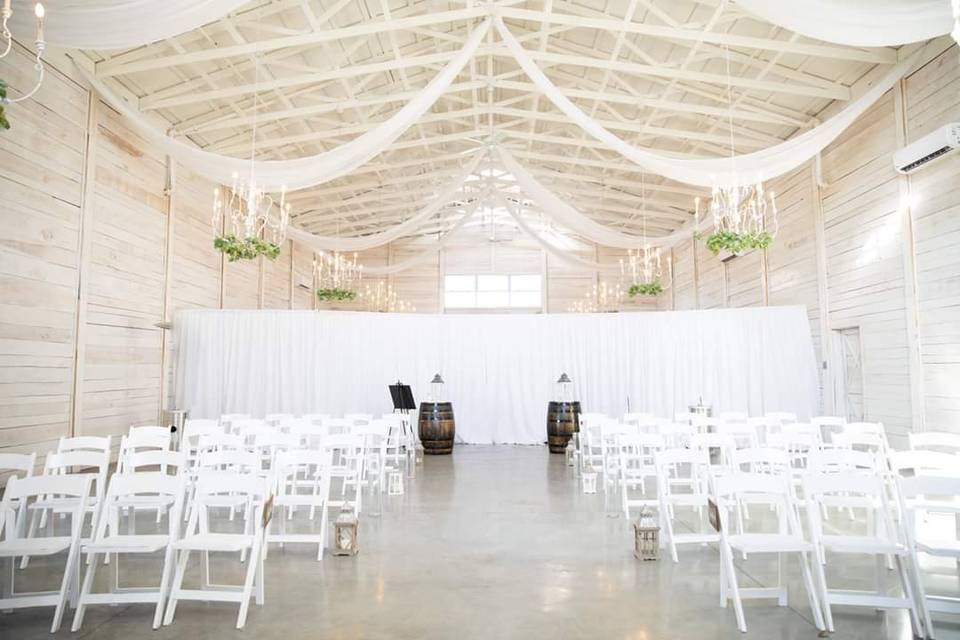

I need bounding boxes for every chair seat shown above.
[916,538,960,557]
[83,534,170,554]
[0,536,72,557]
[31,497,98,512]
[116,496,175,509]
[821,534,905,555]
[174,533,254,552]
[727,533,812,553]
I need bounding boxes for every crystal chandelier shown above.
[622,243,669,297]
[314,251,363,292]
[569,280,622,313]
[211,48,291,260]
[1,2,47,124]
[696,45,778,256]
[357,280,414,313]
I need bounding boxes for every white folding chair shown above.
[197,431,246,454]
[128,425,172,439]
[290,420,327,450]
[716,421,760,451]
[765,411,798,426]
[322,417,353,436]
[0,474,93,632]
[747,416,779,445]
[345,413,373,426]
[219,413,251,434]
[57,435,112,454]
[353,420,389,495]
[909,431,960,455]
[811,416,846,446]
[264,413,294,428]
[163,472,270,629]
[897,473,960,626]
[803,471,925,637]
[118,432,171,473]
[618,433,663,518]
[0,452,36,484]
[655,447,717,562]
[656,422,695,449]
[302,413,331,425]
[718,411,747,422]
[269,449,333,560]
[688,432,735,471]
[181,419,223,461]
[890,449,960,477]
[21,450,110,569]
[713,472,826,634]
[323,434,366,514]
[71,472,186,631]
[600,422,631,491]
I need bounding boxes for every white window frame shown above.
[443,274,542,312]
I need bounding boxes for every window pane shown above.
[477,275,509,292]
[510,274,541,292]
[510,291,541,308]
[477,291,509,307]
[445,275,474,292]
[445,292,475,308]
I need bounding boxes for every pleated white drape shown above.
[174,307,819,445]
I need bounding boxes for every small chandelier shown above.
[568,280,622,313]
[357,280,414,313]
[622,244,670,297]
[1,2,47,120]
[315,251,363,293]
[696,45,778,257]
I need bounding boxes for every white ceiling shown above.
[83,0,897,240]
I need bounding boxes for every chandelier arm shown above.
[4,45,44,104]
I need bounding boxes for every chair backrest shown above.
[889,449,960,475]
[197,432,246,452]
[578,413,607,430]
[1,474,94,538]
[189,472,270,532]
[803,470,894,529]
[832,432,885,454]
[811,415,846,444]
[687,433,735,466]
[656,422,696,447]
[322,418,353,435]
[265,413,294,425]
[712,472,795,513]
[909,431,960,453]
[765,411,797,425]
[344,413,373,425]
[58,435,111,453]
[897,474,960,522]
[302,413,331,425]
[43,450,110,499]
[198,448,260,471]
[807,447,878,474]
[238,422,276,444]
[122,431,171,451]
[124,448,185,474]
[718,411,747,422]
[99,472,185,537]
[730,447,790,474]
[183,419,223,440]
[128,425,171,439]
[0,452,36,479]
[715,422,759,448]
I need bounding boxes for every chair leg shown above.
[51,537,83,633]
[797,551,826,632]
[236,544,260,629]
[163,549,191,626]
[154,544,177,630]
[811,549,834,633]
[70,550,100,632]
[905,552,933,639]
[19,508,43,569]
[721,544,747,632]
[894,555,924,639]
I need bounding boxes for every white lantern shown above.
[333,508,359,556]
[582,469,598,494]
[556,373,572,402]
[430,373,445,402]
[387,468,404,496]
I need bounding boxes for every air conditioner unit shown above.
[893,122,960,174]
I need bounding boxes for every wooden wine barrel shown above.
[546,401,581,453]
[418,402,455,455]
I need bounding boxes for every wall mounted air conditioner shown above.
[893,122,960,174]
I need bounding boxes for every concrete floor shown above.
[3,445,960,639]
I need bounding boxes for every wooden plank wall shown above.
[1,42,958,465]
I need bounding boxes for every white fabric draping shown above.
[285,154,481,252]
[499,147,693,248]
[11,0,249,50]
[491,191,622,273]
[494,15,926,188]
[734,0,955,47]
[74,19,490,191]
[173,307,820,444]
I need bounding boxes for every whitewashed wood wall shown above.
[1,42,958,462]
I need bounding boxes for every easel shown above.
[389,381,421,478]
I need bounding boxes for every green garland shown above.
[704,230,772,256]
[213,235,281,262]
[0,80,10,130]
[316,287,356,302]
[628,281,663,297]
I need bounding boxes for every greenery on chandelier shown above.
[316,287,356,302]
[628,281,663,297]
[0,80,10,130]
[213,235,281,262]
[703,230,772,256]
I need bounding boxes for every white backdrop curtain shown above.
[73,18,490,191]
[494,15,927,188]
[174,306,819,445]
[734,0,957,47]
[285,154,481,252]
[10,0,250,50]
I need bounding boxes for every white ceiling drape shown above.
[72,18,491,191]
[285,154,482,252]
[10,0,251,50]
[734,0,956,47]
[494,15,927,188]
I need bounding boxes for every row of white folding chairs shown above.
[630,444,944,636]
[0,443,349,631]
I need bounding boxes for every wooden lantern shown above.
[333,509,359,556]
[633,510,660,561]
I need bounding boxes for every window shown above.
[444,274,542,310]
